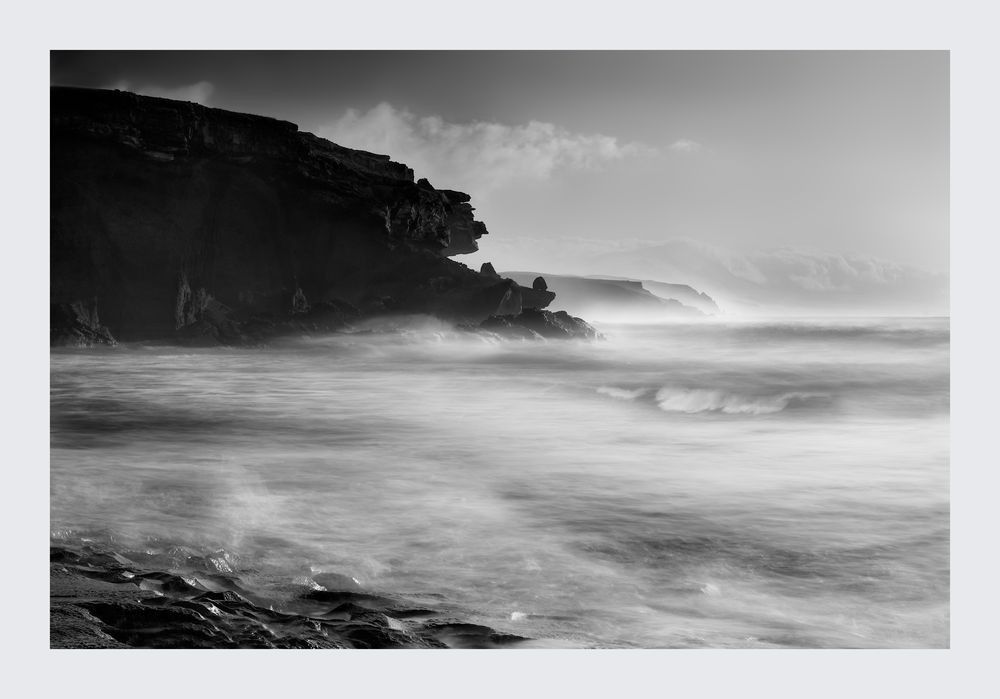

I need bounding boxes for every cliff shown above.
[503,272,708,321]
[622,279,720,315]
[50,87,571,344]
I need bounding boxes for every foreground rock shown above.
[481,309,601,340]
[50,543,530,649]
[51,87,557,345]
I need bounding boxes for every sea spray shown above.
[51,317,949,648]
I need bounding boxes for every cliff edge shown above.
[51,87,573,344]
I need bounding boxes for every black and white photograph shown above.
[47,48,951,651]
[9,2,997,692]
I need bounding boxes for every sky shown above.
[51,51,949,311]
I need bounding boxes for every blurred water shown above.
[50,316,950,648]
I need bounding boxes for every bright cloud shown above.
[317,103,652,195]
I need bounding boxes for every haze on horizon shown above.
[51,50,949,314]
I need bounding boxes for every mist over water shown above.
[50,316,949,648]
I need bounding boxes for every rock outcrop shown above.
[51,299,117,347]
[518,275,556,310]
[51,542,530,649]
[481,309,600,340]
[51,87,557,344]
[519,286,557,311]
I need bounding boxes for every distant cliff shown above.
[51,87,565,344]
[637,279,720,315]
[503,272,713,321]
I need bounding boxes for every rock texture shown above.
[50,299,118,346]
[51,87,554,344]
[481,309,600,340]
[519,286,557,311]
[50,543,529,649]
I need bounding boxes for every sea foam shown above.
[597,386,648,401]
[654,387,814,414]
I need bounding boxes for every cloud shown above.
[107,80,214,105]
[668,138,702,153]
[317,103,652,195]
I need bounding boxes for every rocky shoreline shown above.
[51,542,531,649]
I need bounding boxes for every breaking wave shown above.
[654,387,817,414]
[596,383,824,415]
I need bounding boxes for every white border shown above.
[4,1,998,696]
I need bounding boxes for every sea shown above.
[49,316,950,648]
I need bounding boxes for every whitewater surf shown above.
[50,317,949,648]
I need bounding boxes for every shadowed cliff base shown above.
[50,87,590,346]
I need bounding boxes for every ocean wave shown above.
[596,383,821,414]
[654,387,817,415]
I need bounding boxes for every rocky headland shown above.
[50,87,594,345]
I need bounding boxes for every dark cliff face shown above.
[51,87,524,343]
